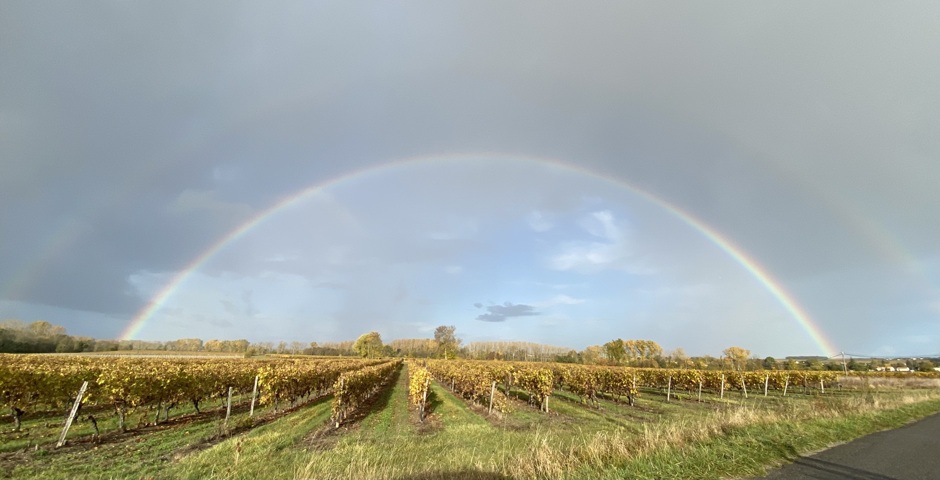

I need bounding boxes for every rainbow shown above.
[121,153,839,356]
[5,98,922,321]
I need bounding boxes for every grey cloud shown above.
[220,290,260,319]
[475,302,540,323]
[0,1,935,354]
[172,313,233,330]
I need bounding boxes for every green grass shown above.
[579,399,940,480]
[171,396,334,479]
[292,368,505,479]
[4,402,261,479]
[0,392,259,454]
[1,392,327,479]
[2,369,937,480]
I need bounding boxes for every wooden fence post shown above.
[56,381,88,448]
[488,381,496,414]
[335,377,345,428]
[720,374,725,399]
[250,375,259,417]
[763,375,769,397]
[223,386,234,430]
[420,378,429,421]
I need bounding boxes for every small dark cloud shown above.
[475,302,540,322]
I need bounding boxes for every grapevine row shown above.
[258,358,387,410]
[406,361,432,421]
[0,354,386,431]
[424,360,556,412]
[551,364,839,401]
[423,359,844,414]
[424,359,512,412]
[331,360,401,426]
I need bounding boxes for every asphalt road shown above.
[754,413,940,480]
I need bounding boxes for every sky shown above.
[1,1,937,358]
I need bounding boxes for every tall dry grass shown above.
[291,389,938,480]
[838,375,940,390]
[506,389,939,479]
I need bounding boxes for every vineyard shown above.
[1,355,937,479]
[419,359,843,414]
[0,354,397,435]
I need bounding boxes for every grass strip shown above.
[567,398,939,479]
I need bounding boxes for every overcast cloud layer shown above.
[1,1,937,357]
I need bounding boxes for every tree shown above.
[846,358,869,371]
[762,356,777,370]
[669,347,690,368]
[353,332,384,358]
[434,325,460,359]
[640,340,663,360]
[390,338,438,358]
[915,359,936,372]
[806,359,824,371]
[722,346,751,371]
[28,321,56,337]
[603,339,626,364]
[581,345,604,364]
[55,336,76,353]
[555,350,580,363]
[166,338,204,351]
[204,339,222,352]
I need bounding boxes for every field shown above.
[1,355,938,479]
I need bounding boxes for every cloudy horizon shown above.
[2,1,937,358]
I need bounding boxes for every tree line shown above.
[6,319,931,371]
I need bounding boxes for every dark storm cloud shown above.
[475,302,540,323]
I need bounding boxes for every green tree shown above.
[434,325,460,359]
[915,359,936,372]
[353,331,384,358]
[603,339,626,364]
[846,357,859,371]
[554,350,580,363]
[762,356,777,370]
